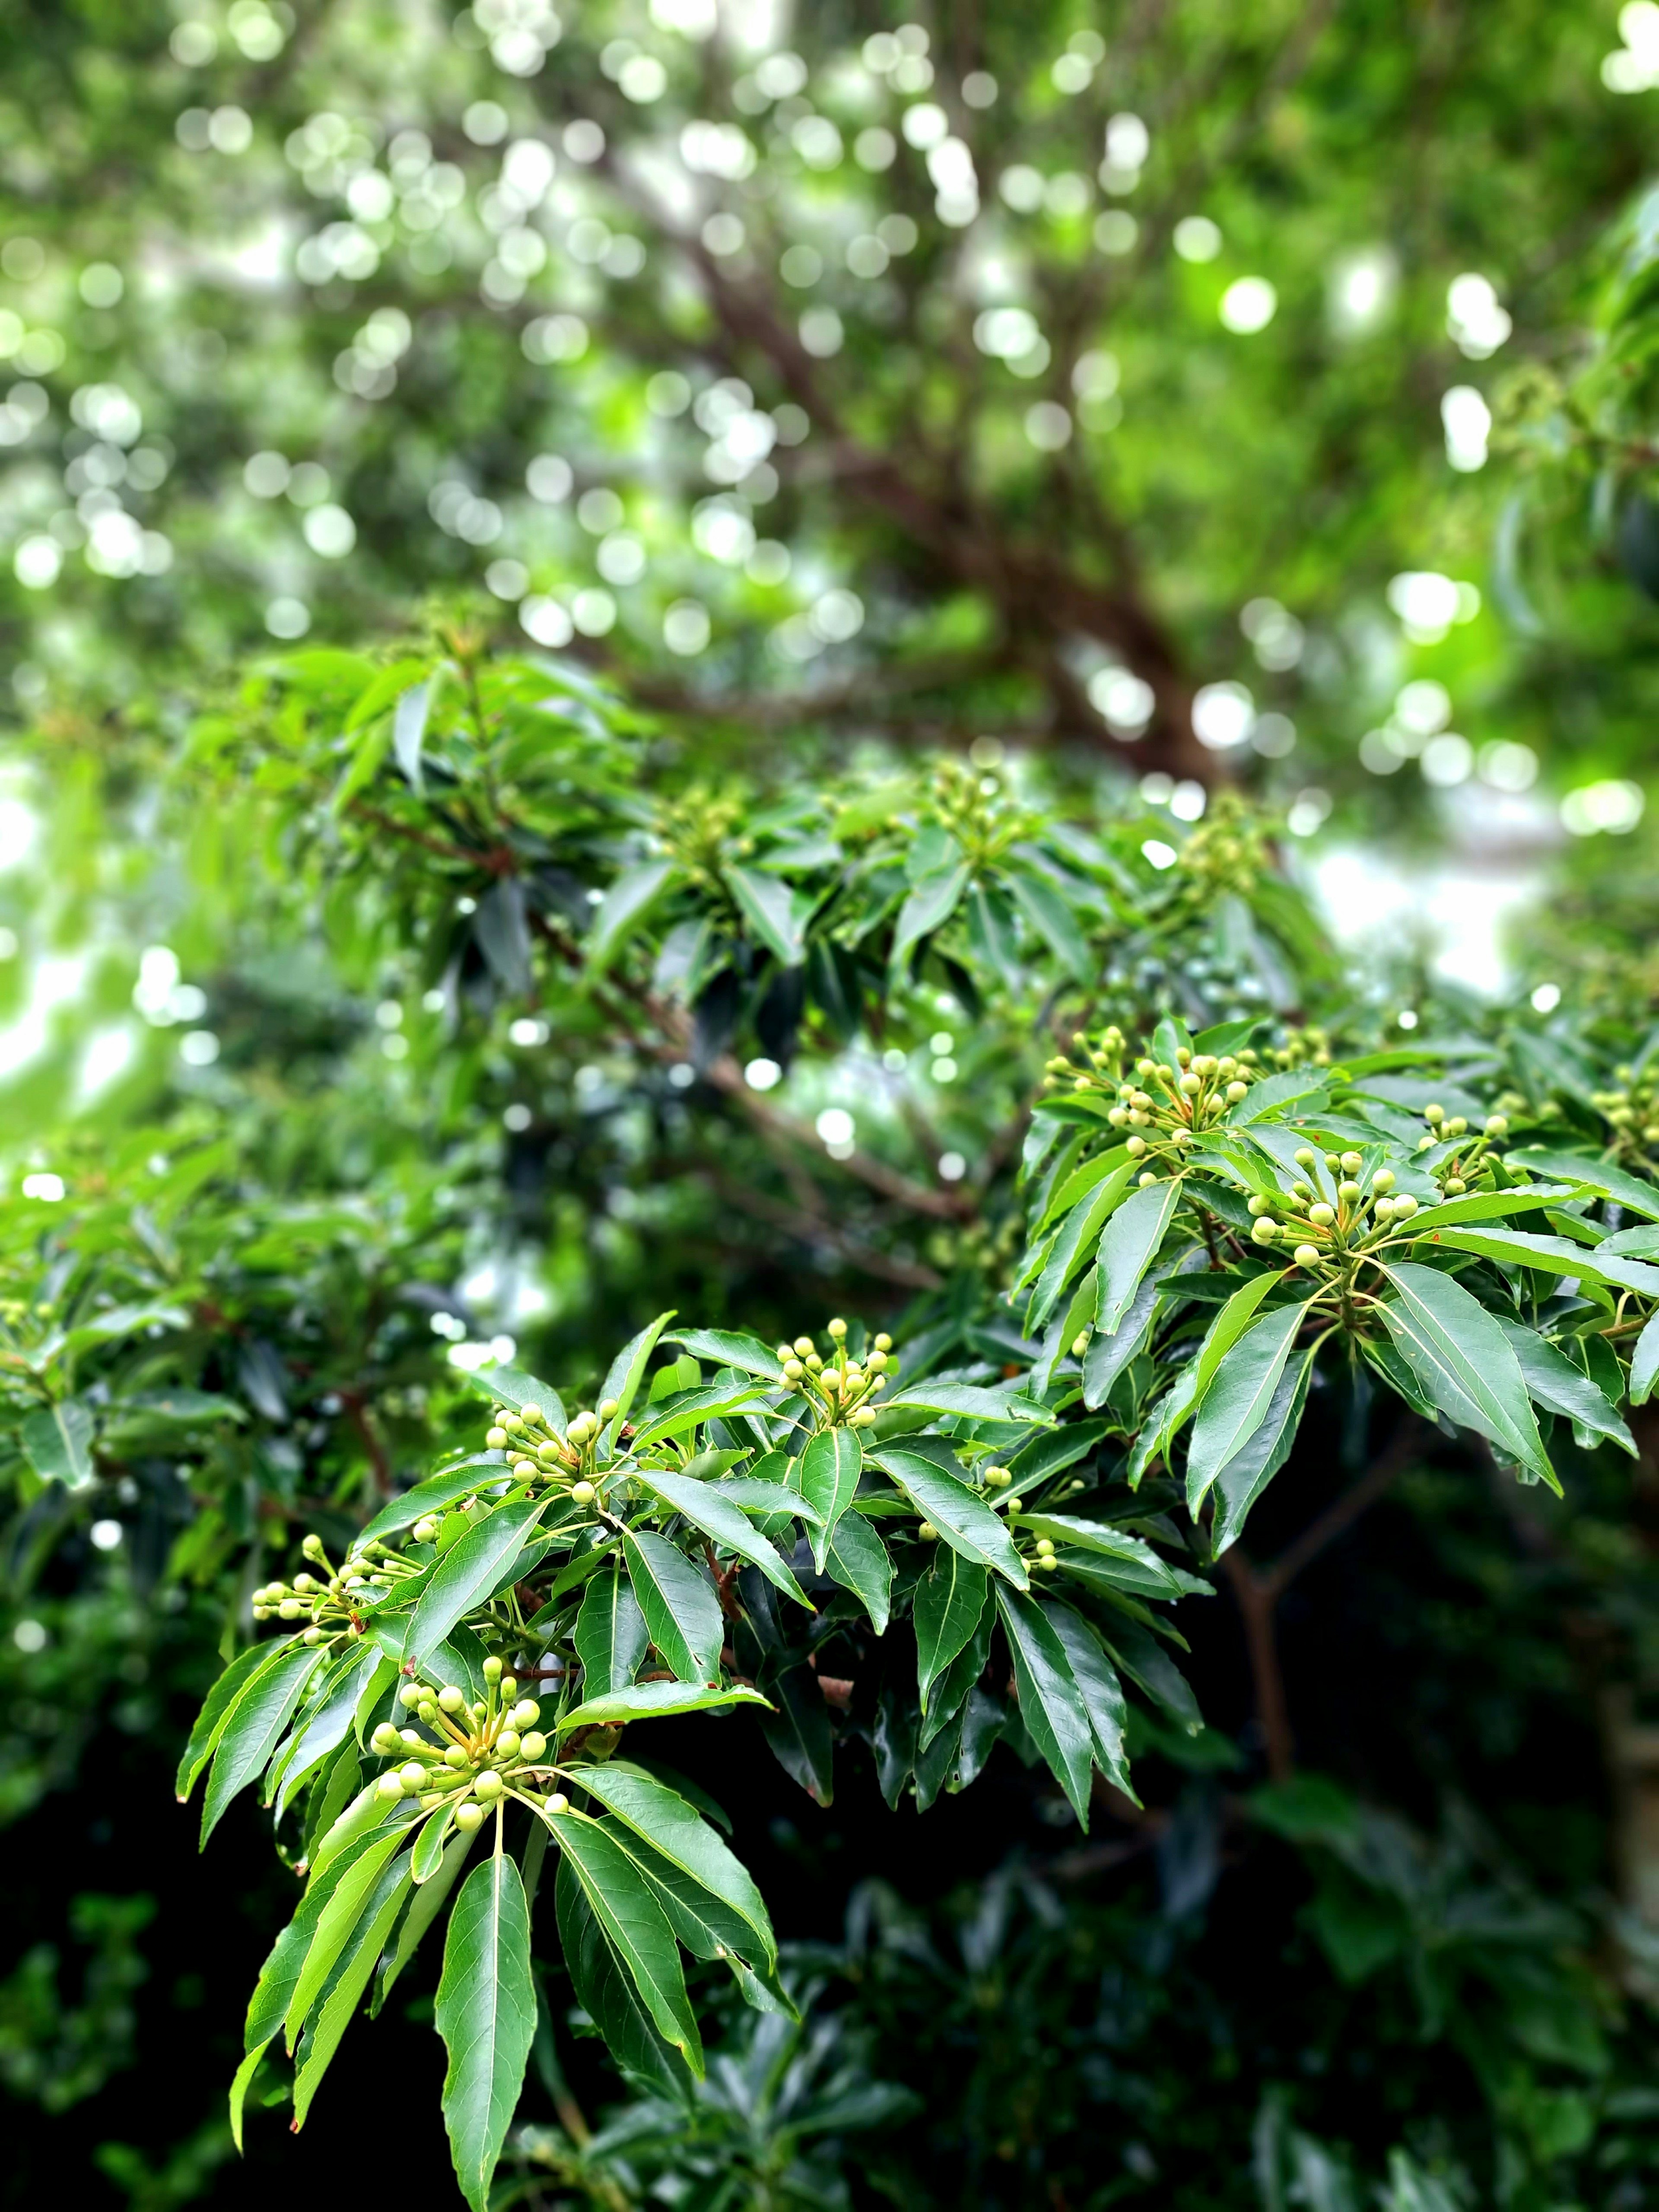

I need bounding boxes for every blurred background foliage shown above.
[8,1,1659,2207]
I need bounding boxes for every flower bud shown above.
[1125,1135,1147,1157]
[775,1345,792,1363]
[1251,1218,1279,1244]
[1372,1169,1395,1194]
[474,1769,504,1802]
[1293,1244,1321,1268]
[598,1398,620,1420]
[793,1336,814,1358]
[1035,1537,1055,1556]
[293,1573,315,1594]
[376,1771,406,1801]
[304,1626,323,1644]
[1036,1555,1060,1573]
[399,1682,424,1708]
[1179,1072,1201,1096]
[874,1333,892,1352]
[1226,1081,1249,1101]
[571,1480,596,1506]
[1138,1171,1158,1188]
[1294,1147,1316,1167]
[827,1317,847,1338]
[372,1722,399,1751]
[413,1517,439,1543]
[867,1350,887,1372]
[399,1761,427,1789]
[547,1792,569,1815]
[1373,1198,1395,1223]
[1071,1333,1090,1358]
[851,1406,878,1427]
[519,1732,547,1761]
[486,1427,509,1450]
[918,1522,938,1541]
[511,1700,541,1728]
[279,1599,304,1620]
[483,1656,503,1683]
[983,1466,1010,1487]
[1340,1153,1363,1174]
[520,1403,542,1427]
[1338,1180,1361,1203]
[1392,1192,1418,1219]
[1485,1115,1508,1136]
[445,1745,469,1769]
[1108,1107,1129,1128]
[496,1730,521,1758]
[438,1686,465,1713]
[1424,1104,1444,1125]
[1444,1176,1465,1195]
[1247,1194,1274,1217]
[1307,1202,1335,1227]
[455,1802,484,1833]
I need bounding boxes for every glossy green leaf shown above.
[1043,1601,1136,1802]
[551,1808,702,2069]
[403,1495,547,1668]
[620,1529,724,1684]
[292,1848,413,2127]
[994,1586,1093,1827]
[284,1824,408,2047]
[1006,866,1092,980]
[874,1445,1030,1589]
[1634,1310,1659,1407]
[632,1464,809,1604]
[626,1380,770,1451]
[891,861,971,966]
[378,1827,475,2009]
[913,1550,989,1713]
[200,1640,321,1844]
[1015,1514,1187,1599]
[714,1475,822,1524]
[178,1637,294,1801]
[465,1363,567,1431]
[574,1561,649,1696]
[1185,1301,1310,1515]
[880,1379,1052,1423]
[1379,1262,1555,1488]
[1097,1180,1182,1335]
[723,862,804,965]
[558,1681,770,1731]
[1509,1148,1659,1220]
[554,1857,695,2103]
[667,1328,786,1381]
[757,1662,835,1805]
[19,1398,95,1487]
[436,1856,539,2212]
[1494,1320,1635,1453]
[353,1459,508,1550]
[573,1765,774,1969]
[822,1507,893,1633]
[1434,1225,1659,1298]
[599,1310,676,1450]
[589,857,677,970]
[1211,1351,1313,1556]
[1027,1160,1137,1332]
[796,1427,862,1570]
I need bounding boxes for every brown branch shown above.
[337,1388,392,1496]
[699,1166,943,1291]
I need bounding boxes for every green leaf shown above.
[891,862,971,966]
[626,1380,769,1452]
[551,1809,702,2070]
[994,1586,1093,1827]
[1100,1617,1202,1731]
[1433,1224,1659,1299]
[1187,1268,1289,1414]
[573,1766,775,1970]
[723,862,804,965]
[574,1562,650,1695]
[1038,1143,1132,1234]
[1027,1160,1137,1332]
[796,1427,862,1570]
[1043,1602,1136,1802]
[378,1827,475,2008]
[292,1849,414,2128]
[1494,1320,1636,1455]
[822,1508,893,1634]
[667,1328,786,1381]
[620,1529,724,1684]
[589,858,677,971]
[1509,1148,1659,1220]
[559,1681,770,1732]
[879,1380,1052,1423]
[914,1551,989,1713]
[873,1445,1030,1589]
[466,1364,567,1432]
[918,1605,993,1752]
[555,1858,695,2103]
[353,1458,507,1549]
[599,1311,676,1450]
[19,1399,95,1487]
[1634,1310,1659,1407]
[1379,1263,1554,1489]
[436,1856,539,2212]
[1405,1185,1577,1231]
[714,1475,822,1524]
[412,1803,457,1883]
[1096,1181,1182,1335]
[403,1495,547,1669]
[178,1637,293,1801]
[757,1662,835,1805]
[1185,1302,1310,1515]
[1006,867,1092,980]
[1211,1352,1313,1556]
[966,880,1023,992]
[284,1824,408,2048]
[1014,1515,1187,1599]
[632,1465,809,1605]
[200,1640,321,1844]
[391,677,430,790]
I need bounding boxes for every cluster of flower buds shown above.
[655,784,751,893]
[1168,795,1271,897]
[928,755,1028,856]
[1046,1033,1263,1179]
[1414,1102,1509,1192]
[483,1398,619,1511]
[775,1317,895,1430]
[252,1532,421,1643]
[1246,1149,1419,1273]
[369,1654,559,1833]
[1593,1069,1659,1160]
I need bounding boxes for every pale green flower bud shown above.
[1308,1203,1335,1227]
[519,1732,547,1762]
[455,1802,484,1833]
[474,1769,504,1802]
